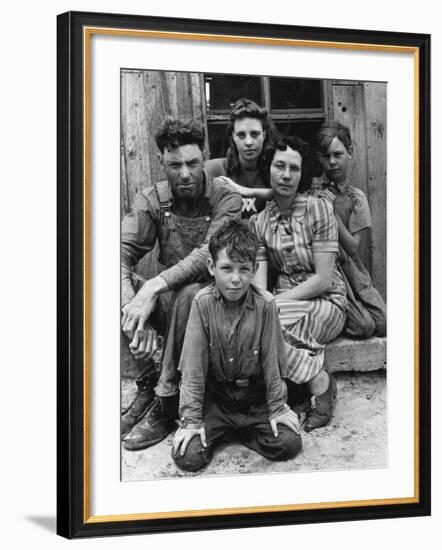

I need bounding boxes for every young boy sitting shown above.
[315,121,386,338]
[172,220,301,472]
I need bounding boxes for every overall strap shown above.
[154,181,173,211]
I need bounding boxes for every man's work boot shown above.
[121,371,158,440]
[122,394,179,451]
[304,373,337,432]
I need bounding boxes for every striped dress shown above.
[251,194,347,384]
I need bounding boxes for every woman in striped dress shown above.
[251,136,347,431]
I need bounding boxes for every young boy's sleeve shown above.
[348,187,372,234]
[177,298,209,428]
[260,298,290,420]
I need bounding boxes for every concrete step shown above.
[122,335,386,378]
[326,336,386,373]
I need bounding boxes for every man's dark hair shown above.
[316,121,352,153]
[267,135,314,193]
[209,219,258,265]
[155,116,205,153]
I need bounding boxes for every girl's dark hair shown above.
[267,135,314,193]
[155,116,205,153]
[224,98,277,186]
[209,219,258,265]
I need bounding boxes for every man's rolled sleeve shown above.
[121,192,159,299]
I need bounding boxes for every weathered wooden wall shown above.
[330,81,387,300]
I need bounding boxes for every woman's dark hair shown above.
[224,98,277,186]
[267,135,314,193]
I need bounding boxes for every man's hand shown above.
[121,278,164,341]
[128,323,158,361]
[270,409,300,437]
[172,426,207,457]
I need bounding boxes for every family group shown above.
[120,98,386,472]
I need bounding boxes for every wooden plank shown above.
[163,72,178,117]
[121,70,152,212]
[191,72,209,154]
[324,80,334,121]
[145,71,166,186]
[364,82,387,300]
[332,83,371,273]
[176,71,193,118]
[190,72,205,126]
[120,140,129,219]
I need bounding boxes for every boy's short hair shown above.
[316,121,352,153]
[155,116,205,153]
[209,220,258,265]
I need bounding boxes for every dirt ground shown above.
[121,370,386,481]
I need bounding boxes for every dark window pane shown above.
[207,123,230,158]
[270,78,322,110]
[204,74,262,112]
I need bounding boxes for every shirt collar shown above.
[324,179,350,195]
[268,194,308,233]
[213,284,254,310]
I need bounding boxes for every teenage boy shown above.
[316,121,386,338]
[172,220,301,472]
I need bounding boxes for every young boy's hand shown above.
[270,409,300,437]
[172,426,207,456]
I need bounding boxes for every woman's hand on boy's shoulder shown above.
[270,407,300,436]
[172,424,207,457]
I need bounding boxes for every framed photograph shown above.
[57,10,431,538]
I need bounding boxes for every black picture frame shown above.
[57,10,431,539]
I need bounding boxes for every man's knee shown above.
[172,436,212,472]
[274,427,302,461]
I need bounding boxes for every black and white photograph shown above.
[120,69,387,481]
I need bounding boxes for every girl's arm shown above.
[274,251,336,302]
[218,176,273,200]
